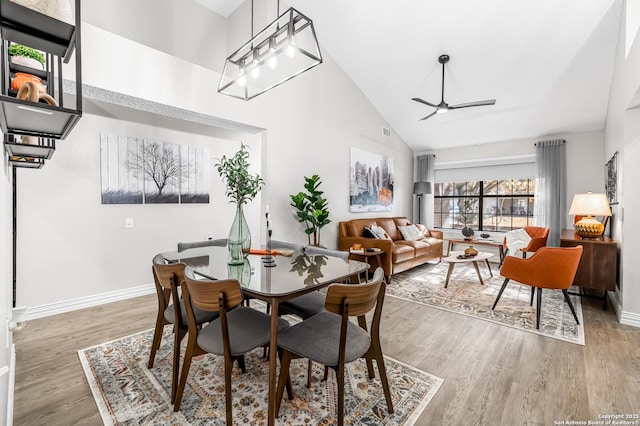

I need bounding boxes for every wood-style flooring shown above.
[13,287,640,425]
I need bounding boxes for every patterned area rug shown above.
[388,262,585,345]
[78,327,443,425]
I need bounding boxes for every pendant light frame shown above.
[218,6,322,100]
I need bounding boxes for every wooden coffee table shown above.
[442,251,494,288]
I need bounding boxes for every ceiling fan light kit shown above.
[412,54,496,120]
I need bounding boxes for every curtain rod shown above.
[534,139,566,146]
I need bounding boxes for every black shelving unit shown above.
[0,0,81,164]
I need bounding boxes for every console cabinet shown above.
[560,229,617,292]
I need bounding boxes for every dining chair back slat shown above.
[184,275,244,313]
[324,279,381,317]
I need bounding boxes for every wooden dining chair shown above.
[177,238,227,252]
[492,246,583,329]
[275,267,394,425]
[277,247,353,387]
[174,267,290,422]
[149,254,218,404]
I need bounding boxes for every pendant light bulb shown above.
[237,60,247,87]
[250,59,261,79]
[286,36,296,58]
[267,48,278,70]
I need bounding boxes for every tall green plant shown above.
[215,144,264,205]
[290,175,331,246]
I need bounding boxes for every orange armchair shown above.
[492,246,583,329]
[503,226,550,259]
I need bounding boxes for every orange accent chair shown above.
[492,246,583,329]
[503,226,550,259]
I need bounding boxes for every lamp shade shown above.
[413,181,432,195]
[568,192,612,216]
[568,192,611,238]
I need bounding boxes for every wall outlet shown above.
[125,218,134,229]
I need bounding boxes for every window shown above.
[434,179,535,231]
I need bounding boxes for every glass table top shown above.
[162,246,368,297]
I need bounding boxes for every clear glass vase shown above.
[228,204,251,265]
[227,259,252,286]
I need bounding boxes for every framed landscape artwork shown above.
[100,132,210,204]
[349,147,394,212]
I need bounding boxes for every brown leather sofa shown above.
[338,217,443,281]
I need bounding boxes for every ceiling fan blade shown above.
[449,99,496,109]
[412,97,438,108]
[419,111,438,121]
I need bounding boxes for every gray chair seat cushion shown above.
[278,291,325,319]
[164,300,218,325]
[277,311,371,366]
[197,307,289,357]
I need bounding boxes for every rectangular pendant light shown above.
[218,7,322,101]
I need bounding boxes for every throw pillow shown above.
[398,224,425,241]
[362,226,377,239]
[370,224,392,240]
[415,223,432,238]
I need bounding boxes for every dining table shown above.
[162,245,369,426]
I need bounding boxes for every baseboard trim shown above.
[619,310,640,328]
[26,284,155,320]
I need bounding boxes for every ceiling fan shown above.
[412,54,496,121]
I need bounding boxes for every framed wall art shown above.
[349,147,394,212]
[100,132,210,204]
[605,151,618,205]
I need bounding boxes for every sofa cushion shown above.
[346,219,377,237]
[398,224,424,241]
[392,243,415,263]
[396,240,432,257]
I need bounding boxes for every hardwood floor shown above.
[13,291,640,425]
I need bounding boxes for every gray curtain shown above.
[534,140,566,246]
[415,154,435,227]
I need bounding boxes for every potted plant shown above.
[215,144,264,264]
[290,174,330,246]
[9,43,45,70]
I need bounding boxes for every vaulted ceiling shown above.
[196,0,622,151]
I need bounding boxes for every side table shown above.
[348,248,383,280]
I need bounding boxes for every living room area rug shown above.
[78,327,443,425]
[388,261,585,345]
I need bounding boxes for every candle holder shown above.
[263,212,276,267]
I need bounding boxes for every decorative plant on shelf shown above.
[290,174,330,246]
[215,143,264,265]
[8,43,45,70]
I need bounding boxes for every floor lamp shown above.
[413,182,432,224]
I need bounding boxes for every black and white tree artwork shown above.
[100,133,209,205]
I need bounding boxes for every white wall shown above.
[423,130,605,230]
[605,0,640,324]
[82,0,228,73]
[17,113,261,309]
[15,12,414,313]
